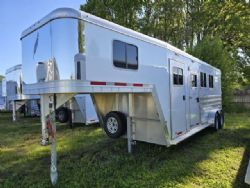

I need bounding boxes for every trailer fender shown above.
[207,109,221,125]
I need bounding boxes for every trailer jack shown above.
[47,95,58,185]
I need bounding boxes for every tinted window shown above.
[191,74,197,87]
[173,67,178,85]
[113,40,138,70]
[173,67,183,85]
[113,40,126,68]
[77,61,81,80]
[200,72,207,87]
[126,44,138,69]
[209,75,214,88]
[15,85,17,94]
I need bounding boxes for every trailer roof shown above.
[21,8,219,71]
[6,64,22,75]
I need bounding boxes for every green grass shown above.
[0,112,250,188]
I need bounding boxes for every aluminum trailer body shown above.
[21,8,223,146]
[21,8,223,184]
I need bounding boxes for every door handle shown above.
[196,97,199,103]
[183,95,186,100]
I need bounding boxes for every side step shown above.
[169,123,211,145]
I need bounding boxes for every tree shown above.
[80,0,250,89]
[188,36,237,110]
[81,0,142,30]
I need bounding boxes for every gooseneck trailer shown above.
[21,8,223,184]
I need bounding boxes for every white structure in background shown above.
[0,79,6,110]
[246,164,250,184]
[3,64,98,146]
[55,94,98,125]
[21,8,224,184]
[3,64,40,121]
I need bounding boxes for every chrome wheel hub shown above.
[107,117,118,134]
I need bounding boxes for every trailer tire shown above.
[214,113,221,131]
[56,107,69,123]
[104,111,127,138]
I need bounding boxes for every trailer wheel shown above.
[220,111,224,129]
[104,111,126,138]
[214,113,221,131]
[56,107,69,123]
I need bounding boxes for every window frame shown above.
[200,72,207,88]
[173,67,184,85]
[209,75,214,88]
[191,74,197,87]
[113,40,138,70]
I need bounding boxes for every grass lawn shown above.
[0,112,250,188]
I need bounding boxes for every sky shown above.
[0,0,86,76]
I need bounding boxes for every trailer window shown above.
[126,44,138,69]
[209,75,214,88]
[191,74,197,87]
[113,40,126,68]
[173,67,183,85]
[113,40,138,70]
[200,72,207,87]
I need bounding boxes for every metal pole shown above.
[12,100,16,122]
[127,116,132,153]
[68,98,73,128]
[48,94,58,185]
[40,95,49,146]
[127,93,134,153]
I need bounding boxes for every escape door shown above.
[170,59,187,139]
[189,64,200,127]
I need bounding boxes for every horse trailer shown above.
[21,8,223,184]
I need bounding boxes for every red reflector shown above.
[114,82,127,86]
[133,83,143,87]
[90,81,106,85]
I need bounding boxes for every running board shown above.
[169,123,211,145]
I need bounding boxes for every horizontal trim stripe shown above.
[114,82,127,86]
[133,83,143,87]
[90,81,106,85]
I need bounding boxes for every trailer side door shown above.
[169,59,187,138]
[188,63,200,127]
